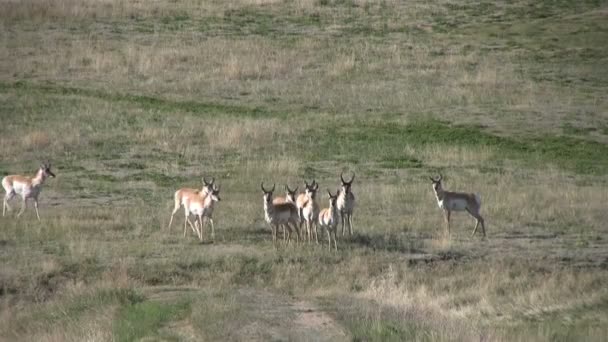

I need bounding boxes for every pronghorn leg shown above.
[444,210,451,236]
[348,214,353,235]
[197,215,204,242]
[340,212,346,236]
[326,227,331,251]
[314,222,319,244]
[17,198,27,218]
[34,199,41,221]
[209,218,215,242]
[183,208,189,237]
[168,201,180,229]
[271,224,277,246]
[334,228,338,251]
[3,192,15,216]
[467,208,486,238]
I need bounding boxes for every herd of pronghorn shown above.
[2,163,486,250]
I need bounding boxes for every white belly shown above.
[438,198,468,211]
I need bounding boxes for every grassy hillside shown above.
[1,0,607,341]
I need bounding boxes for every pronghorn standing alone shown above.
[262,183,300,245]
[318,189,340,251]
[2,163,55,221]
[337,172,355,236]
[168,177,215,230]
[429,174,486,238]
[184,183,221,242]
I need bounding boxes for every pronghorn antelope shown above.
[261,183,300,245]
[429,174,486,238]
[337,172,356,236]
[301,181,320,244]
[295,180,316,239]
[318,189,339,251]
[272,184,298,205]
[168,177,215,229]
[2,162,55,221]
[184,183,221,242]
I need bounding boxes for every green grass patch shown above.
[303,119,608,175]
[0,81,281,119]
[113,299,191,342]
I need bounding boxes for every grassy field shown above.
[1,0,608,341]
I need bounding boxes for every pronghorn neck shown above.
[31,169,47,187]
[433,186,446,202]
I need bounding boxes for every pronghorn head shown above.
[285,184,298,203]
[40,162,55,178]
[327,189,339,208]
[210,183,221,202]
[340,172,355,194]
[261,182,276,203]
[429,174,443,192]
[201,176,215,195]
[304,179,319,199]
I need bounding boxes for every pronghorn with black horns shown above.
[2,162,55,221]
[184,182,222,242]
[168,176,215,230]
[337,172,356,236]
[429,174,486,238]
[261,183,300,245]
[318,189,340,251]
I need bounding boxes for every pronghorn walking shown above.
[318,189,339,251]
[168,177,215,230]
[2,163,55,221]
[337,172,355,236]
[261,183,300,245]
[429,174,486,238]
[184,183,221,242]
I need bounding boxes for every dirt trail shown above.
[233,288,349,342]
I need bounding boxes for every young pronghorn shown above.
[295,180,317,240]
[429,174,486,238]
[301,182,320,244]
[168,177,215,229]
[318,189,339,251]
[272,184,298,205]
[337,172,356,236]
[184,183,221,242]
[261,183,300,245]
[2,162,55,221]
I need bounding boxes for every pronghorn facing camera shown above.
[295,179,316,237]
[184,183,221,242]
[429,174,486,238]
[273,184,298,205]
[262,183,300,245]
[337,172,356,236]
[2,162,55,221]
[301,181,320,244]
[318,189,340,251]
[168,176,215,229]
